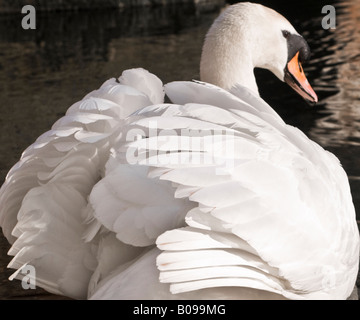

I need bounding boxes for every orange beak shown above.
[284,52,318,104]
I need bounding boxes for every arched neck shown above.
[200,42,259,96]
[199,14,260,96]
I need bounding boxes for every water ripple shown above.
[301,1,359,152]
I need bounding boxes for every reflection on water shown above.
[309,0,360,148]
[0,1,360,216]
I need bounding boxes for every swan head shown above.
[200,3,318,103]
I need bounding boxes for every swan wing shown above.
[99,80,359,299]
[1,71,358,300]
[0,68,163,299]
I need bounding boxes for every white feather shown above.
[0,68,167,299]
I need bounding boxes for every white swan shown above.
[0,3,359,300]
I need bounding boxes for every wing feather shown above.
[0,69,166,299]
[103,79,360,299]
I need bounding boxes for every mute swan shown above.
[0,3,359,300]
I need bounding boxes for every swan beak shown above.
[284,52,318,104]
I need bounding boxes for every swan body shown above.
[0,3,359,300]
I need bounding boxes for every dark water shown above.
[0,0,359,298]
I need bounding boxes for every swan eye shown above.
[282,30,290,38]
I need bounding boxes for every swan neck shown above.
[200,15,259,95]
[200,46,259,95]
